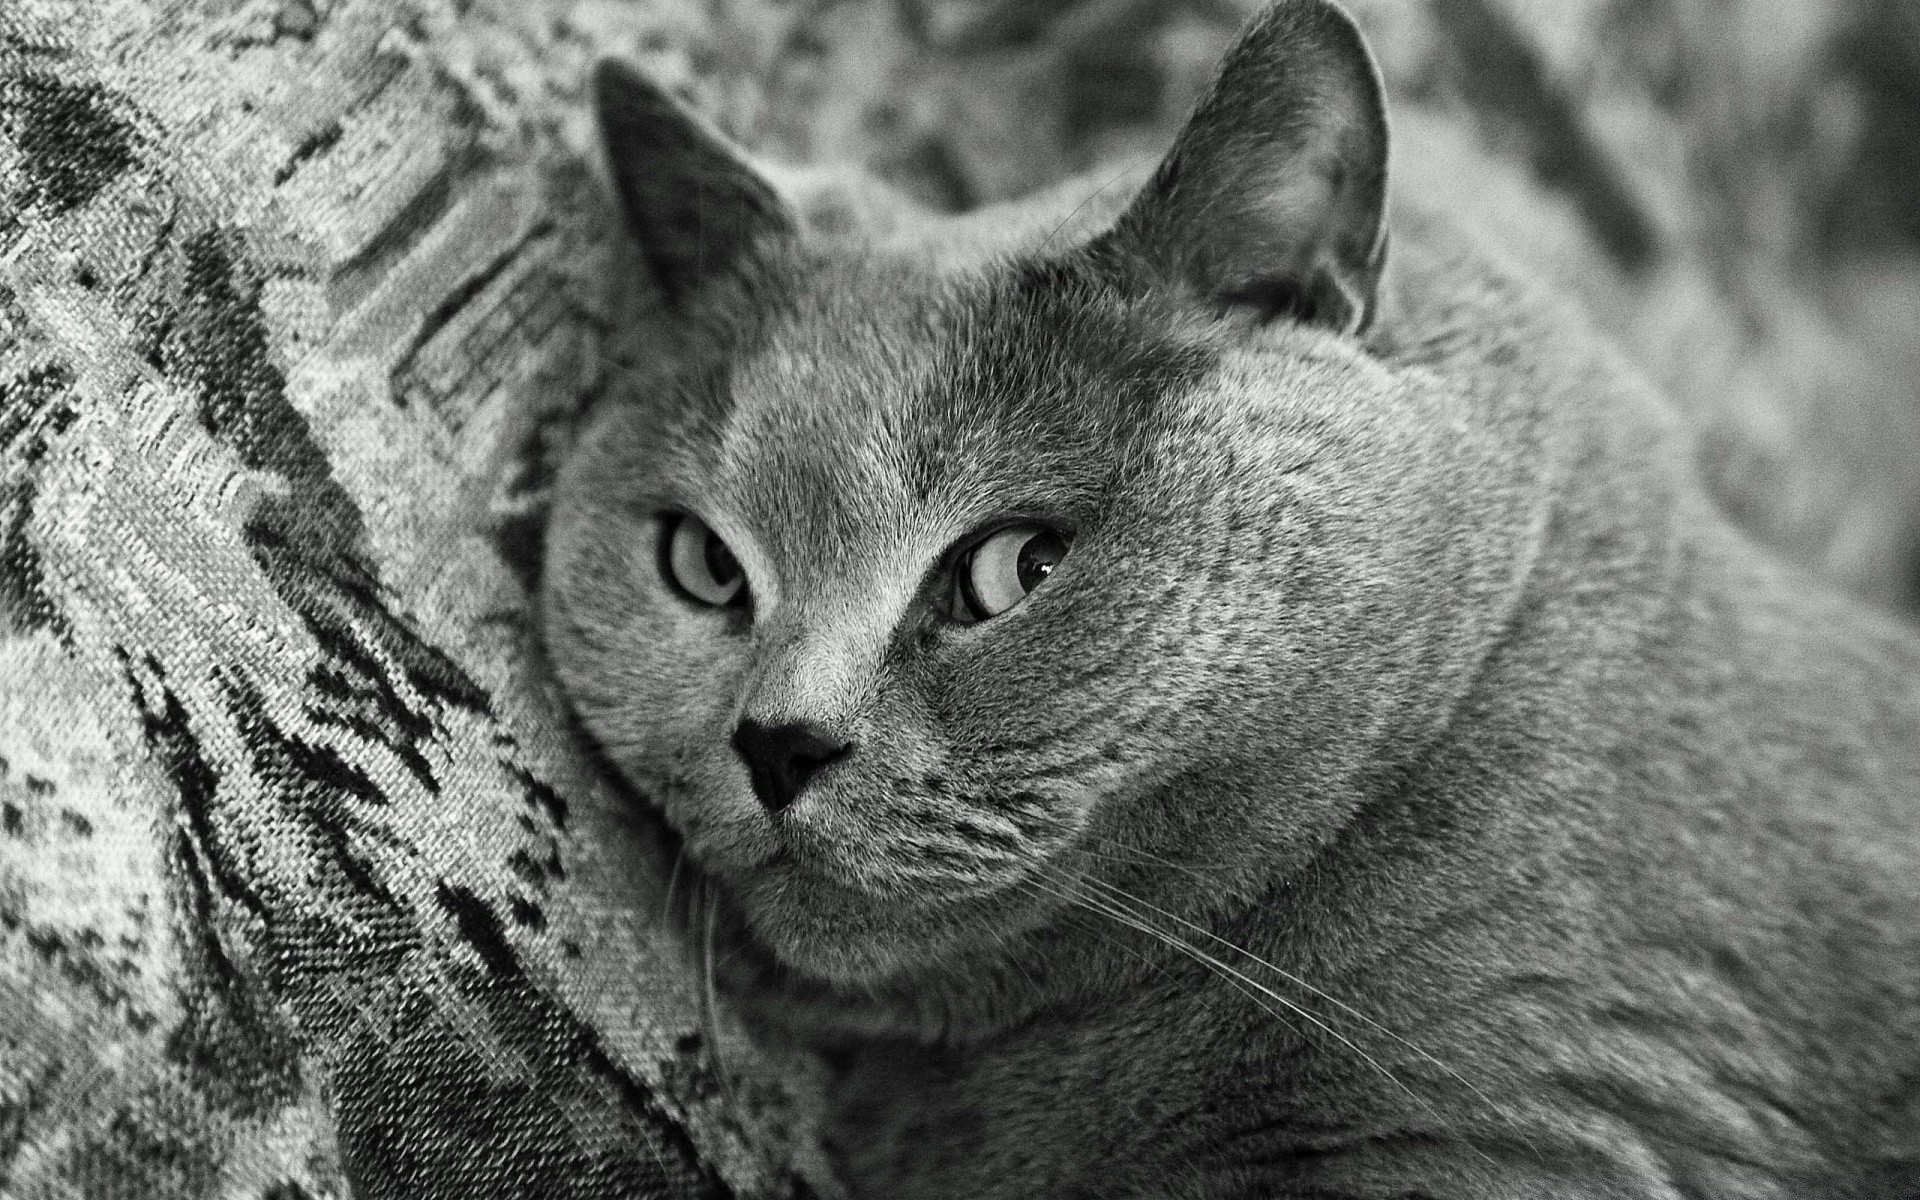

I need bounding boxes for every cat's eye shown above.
[662,513,747,608]
[951,524,1071,623]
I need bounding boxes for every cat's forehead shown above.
[704,252,1219,557]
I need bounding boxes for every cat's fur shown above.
[542,2,1920,1196]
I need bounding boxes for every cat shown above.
[540,1,1920,1195]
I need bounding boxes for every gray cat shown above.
[541,1,1920,1195]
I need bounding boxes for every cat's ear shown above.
[593,60,795,308]
[1099,0,1389,334]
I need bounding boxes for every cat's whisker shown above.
[1051,878,1501,1170]
[1032,862,1483,1149]
[1072,834,1242,877]
[1010,876,1170,982]
[1019,875,1309,1046]
[977,887,1052,1010]
[662,845,690,927]
[1024,867,1320,1049]
[1066,846,1248,897]
[1010,747,1138,784]
[1072,873,1530,1160]
[1034,155,1159,253]
[696,882,740,1115]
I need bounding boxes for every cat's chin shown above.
[703,852,1057,994]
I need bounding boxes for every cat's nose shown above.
[730,719,853,815]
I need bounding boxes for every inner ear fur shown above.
[593,60,795,309]
[1097,0,1389,335]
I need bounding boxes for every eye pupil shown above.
[704,537,740,586]
[1015,531,1065,592]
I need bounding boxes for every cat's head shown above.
[545,0,1544,989]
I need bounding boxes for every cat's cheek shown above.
[657,747,783,870]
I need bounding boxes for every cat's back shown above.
[1506,518,1920,1191]
[1361,235,1920,1179]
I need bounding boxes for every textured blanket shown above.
[0,2,840,1196]
[4,1,1917,1198]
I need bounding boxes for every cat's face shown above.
[546,256,1517,986]
[546,1,1538,987]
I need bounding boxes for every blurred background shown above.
[585,0,1920,615]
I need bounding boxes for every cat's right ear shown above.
[593,60,795,309]
[1096,0,1389,335]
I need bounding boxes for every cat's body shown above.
[542,4,1920,1196]
[820,282,1920,1199]
[763,225,1920,1200]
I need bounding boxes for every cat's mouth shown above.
[620,739,1089,986]
[689,818,1071,988]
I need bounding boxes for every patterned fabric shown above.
[3,1,1916,1198]
[0,1,831,1196]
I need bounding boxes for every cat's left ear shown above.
[594,60,796,309]
[1098,0,1389,335]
